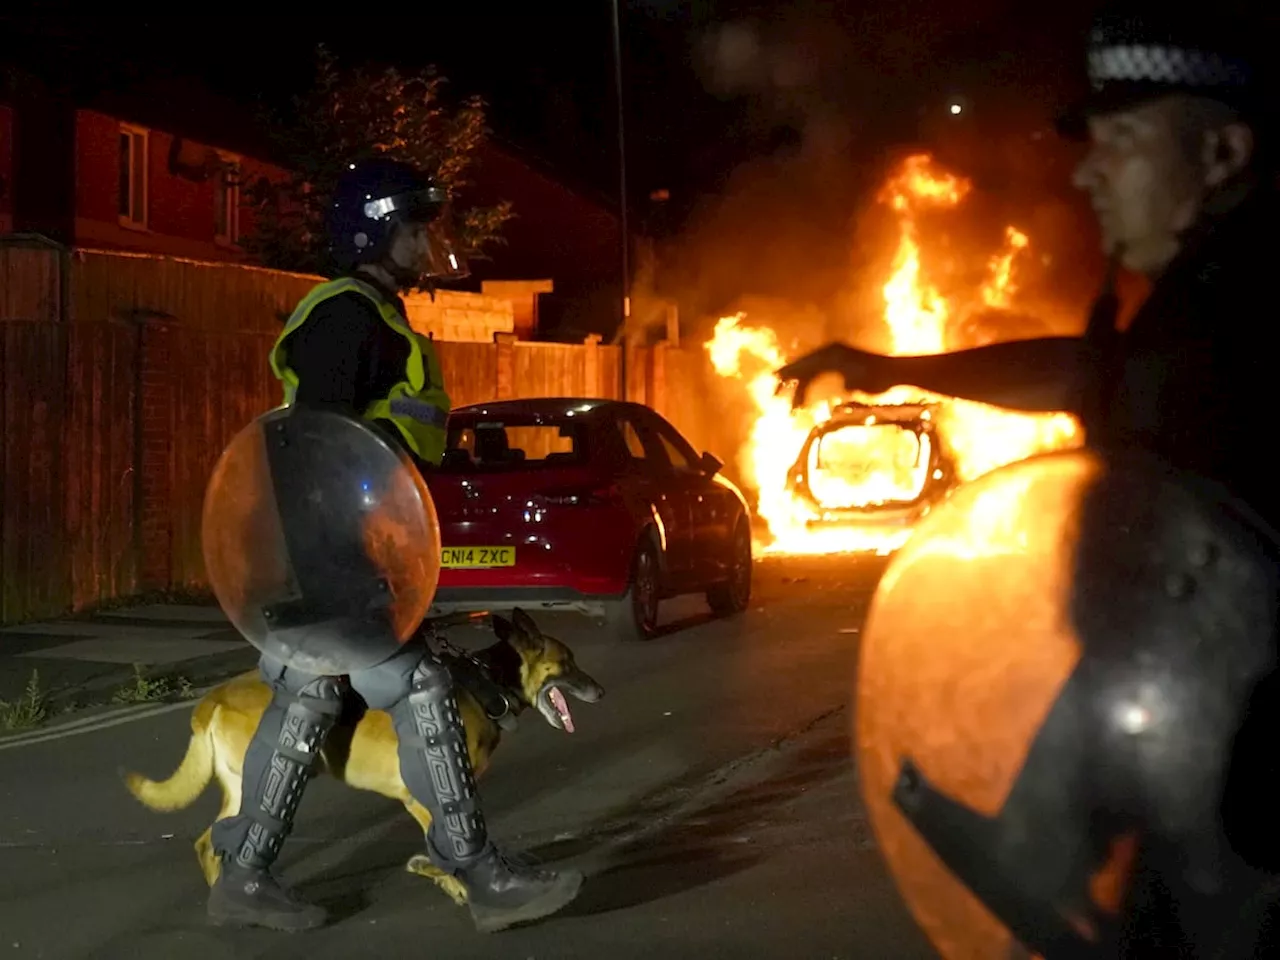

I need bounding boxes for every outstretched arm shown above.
[776,337,1087,414]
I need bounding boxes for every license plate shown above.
[441,546,516,569]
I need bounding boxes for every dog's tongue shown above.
[549,686,575,733]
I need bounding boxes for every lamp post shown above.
[611,0,630,396]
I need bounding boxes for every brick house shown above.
[0,76,627,340]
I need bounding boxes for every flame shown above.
[879,155,969,354]
[982,227,1030,309]
[706,154,1083,556]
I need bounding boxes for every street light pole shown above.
[610,0,630,397]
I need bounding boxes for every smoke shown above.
[658,3,1106,356]
[698,16,856,154]
[647,4,1110,491]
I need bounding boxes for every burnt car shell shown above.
[787,402,957,528]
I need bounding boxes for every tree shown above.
[240,46,513,277]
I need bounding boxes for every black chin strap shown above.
[1084,255,1121,345]
[386,261,422,292]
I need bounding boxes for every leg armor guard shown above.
[206,673,345,932]
[389,655,490,870]
[211,675,346,869]
[353,648,583,932]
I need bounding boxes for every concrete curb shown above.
[43,646,260,711]
[0,645,259,741]
[0,696,204,751]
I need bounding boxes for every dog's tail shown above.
[121,697,217,812]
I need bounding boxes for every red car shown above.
[424,398,753,641]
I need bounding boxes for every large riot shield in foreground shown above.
[202,406,442,675]
[854,448,1280,959]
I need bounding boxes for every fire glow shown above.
[706,154,1083,556]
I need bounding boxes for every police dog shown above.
[122,608,604,906]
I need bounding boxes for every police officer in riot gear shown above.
[205,158,584,933]
[779,1,1280,955]
[780,4,1277,531]
[270,158,460,469]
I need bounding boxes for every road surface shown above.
[0,556,937,960]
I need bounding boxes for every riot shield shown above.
[854,448,1280,959]
[202,406,442,675]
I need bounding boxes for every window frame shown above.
[214,151,242,246]
[118,124,149,230]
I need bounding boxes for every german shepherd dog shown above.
[122,608,605,906]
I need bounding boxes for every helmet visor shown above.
[365,188,470,280]
[419,213,470,280]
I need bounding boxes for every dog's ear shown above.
[512,607,542,639]
[491,614,514,642]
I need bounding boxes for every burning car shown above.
[785,401,957,537]
[706,153,1085,558]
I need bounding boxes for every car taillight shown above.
[541,482,622,507]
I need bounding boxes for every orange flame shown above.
[879,155,970,354]
[982,227,1031,309]
[706,154,1083,555]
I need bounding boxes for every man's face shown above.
[388,221,431,276]
[384,216,466,284]
[1071,97,1207,277]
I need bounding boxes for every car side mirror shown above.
[699,451,723,475]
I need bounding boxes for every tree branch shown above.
[240,44,514,275]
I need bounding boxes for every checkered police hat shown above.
[1057,1,1274,139]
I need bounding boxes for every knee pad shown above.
[277,675,347,762]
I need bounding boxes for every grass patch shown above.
[111,665,197,705]
[0,670,49,731]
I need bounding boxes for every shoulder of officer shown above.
[306,290,385,335]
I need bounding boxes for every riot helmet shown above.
[327,157,469,288]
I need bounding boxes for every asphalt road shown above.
[0,556,937,960]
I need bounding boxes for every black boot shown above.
[207,674,345,932]
[391,654,585,933]
[208,861,328,932]
[459,850,585,934]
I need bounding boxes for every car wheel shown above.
[707,521,752,617]
[605,536,662,642]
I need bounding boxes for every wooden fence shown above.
[0,238,710,625]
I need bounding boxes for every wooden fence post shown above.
[494,332,516,400]
[648,340,667,416]
[583,334,601,397]
[623,340,635,403]
[665,303,680,347]
[137,320,174,591]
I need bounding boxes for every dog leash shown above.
[418,616,517,728]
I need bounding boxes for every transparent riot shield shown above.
[854,448,1280,959]
[202,406,442,675]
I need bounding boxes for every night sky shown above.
[2,3,1104,322]
[2,4,1094,206]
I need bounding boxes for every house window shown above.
[215,154,241,245]
[118,125,148,228]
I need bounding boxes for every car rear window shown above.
[441,417,589,472]
[807,422,931,507]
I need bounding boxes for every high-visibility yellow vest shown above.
[269,277,451,465]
